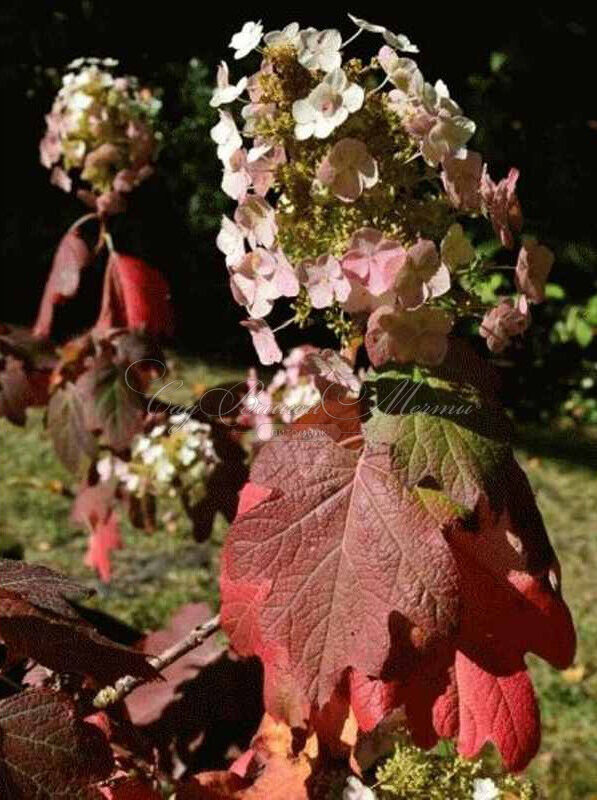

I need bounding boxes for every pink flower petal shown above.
[241,319,283,365]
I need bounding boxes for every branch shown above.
[93,613,221,709]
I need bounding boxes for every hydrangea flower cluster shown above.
[213,16,555,368]
[97,414,219,505]
[40,57,161,215]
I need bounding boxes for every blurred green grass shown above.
[0,357,595,798]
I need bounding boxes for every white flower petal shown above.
[348,14,386,34]
[229,20,263,60]
[263,22,300,47]
[383,31,419,53]
[342,82,365,112]
[292,98,315,124]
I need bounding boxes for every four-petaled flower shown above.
[515,236,554,304]
[480,165,523,249]
[240,319,283,365]
[378,47,423,94]
[348,15,418,53]
[234,196,278,248]
[229,21,263,60]
[230,247,299,318]
[342,281,397,313]
[216,215,245,267]
[210,61,248,107]
[222,141,285,202]
[341,228,405,296]
[246,141,286,195]
[210,110,242,162]
[395,238,451,308]
[365,305,453,366]
[317,138,379,202]
[480,296,530,353]
[389,77,476,166]
[440,224,476,271]
[222,149,252,201]
[300,254,351,308]
[264,22,301,48]
[441,150,483,212]
[297,28,343,72]
[292,69,364,140]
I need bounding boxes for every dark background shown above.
[1,2,595,418]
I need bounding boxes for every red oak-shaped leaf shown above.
[84,511,122,583]
[178,713,313,800]
[450,653,540,771]
[96,252,174,337]
[33,229,92,339]
[0,559,157,683]
[71,483,122,582]
[0,689,113,799]
[348,460,575,770]
[220,434,462,715]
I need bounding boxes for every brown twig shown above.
[93,613,221,709]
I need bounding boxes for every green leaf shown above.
[364,352,511,511]
[584,295,597,325]
[575,318,593,348]
[545,283,566,300]
[490,51,508,73]
[47,383,98,474]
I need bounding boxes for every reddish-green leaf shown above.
[221,434,462,714]
[77,358,145,452]
[33,229,92,339]
[47,381,99,473]
[365,356,511,510]
[0,689,113,799]
[0,559,158,683]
